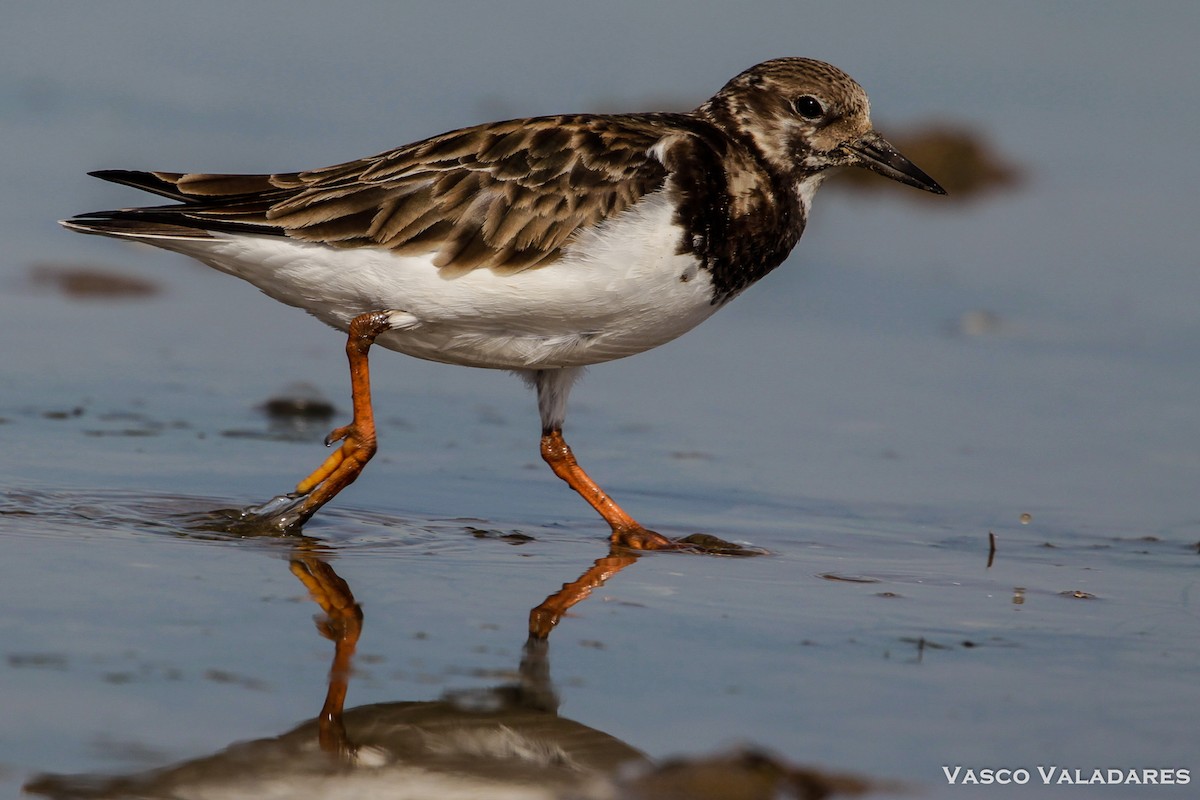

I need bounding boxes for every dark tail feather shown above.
[87,170,196,201]
[60,212,219,240]
[64,170,291,239]
[89,169,293,202]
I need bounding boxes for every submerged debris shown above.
[29,262,160,299]
[261,383,337,420]
[675,532,767,556]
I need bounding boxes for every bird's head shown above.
[700,58,946,198]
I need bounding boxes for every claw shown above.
[323,424,352,448]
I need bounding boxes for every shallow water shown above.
[3,3,1200,798]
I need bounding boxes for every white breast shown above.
[176,189,722,370]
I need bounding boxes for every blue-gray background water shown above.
[2,3,1198,797]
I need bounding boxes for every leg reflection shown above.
[528,547,641,639]
[289,546,362,759]
[25,535,877,799]
[286,542,648,758]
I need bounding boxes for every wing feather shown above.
[69,113,680,274]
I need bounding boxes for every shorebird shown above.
[63,58,945,548]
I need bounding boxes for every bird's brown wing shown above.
[77,114,679,275]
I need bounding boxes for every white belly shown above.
[170,190,722,369]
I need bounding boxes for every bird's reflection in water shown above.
[26,537,878,800]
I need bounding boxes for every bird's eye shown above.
[791,95,824,120]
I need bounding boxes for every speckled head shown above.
[698,58,946,196]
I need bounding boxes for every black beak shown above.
[845,131,946,195]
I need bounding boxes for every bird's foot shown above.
[610,526,677,550]
[295,423,376,496]
[284,310,388,522]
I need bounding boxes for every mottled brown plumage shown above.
[64,58,946,541]
[91,115,681,276]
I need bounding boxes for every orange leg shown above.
[540,428,677,550]
[288,311,392,528]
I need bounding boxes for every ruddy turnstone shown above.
[63,58,945,549]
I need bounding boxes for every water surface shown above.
[2,3,1199,798]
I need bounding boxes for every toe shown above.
[612,527,677,551]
